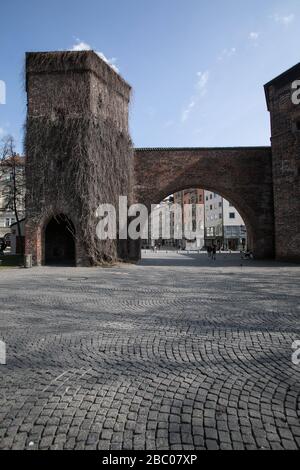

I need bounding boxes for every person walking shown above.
[207,245,212,259]
[0,240,6,255]
[212,244,217,261]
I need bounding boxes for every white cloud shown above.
[249,32,260,41]
[196,71,210,97]
[96,52,119,73]
[217,47,236,61]
[70,39,119,73]
[182,100,196,123]
[273,13,295,25]
[71,40,91,51]
[181,71,209,123]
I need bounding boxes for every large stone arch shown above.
[133,147,275,259]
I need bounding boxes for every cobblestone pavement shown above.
[0,253,299,450]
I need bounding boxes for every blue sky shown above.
[0,0,300,153]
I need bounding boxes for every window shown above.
[229,213,235,219]
[5,218,10,227]
[210,205,213,210]
[219,214,222,219]
[219,202,222,207]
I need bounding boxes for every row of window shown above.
[207,202,223,210]
[0,217,16,228]
[206,225,246,238]
[206,212,236,221]
[205,193,235,207]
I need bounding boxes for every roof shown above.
[26,51,131,100]
[135,146,270,152]
[264,62,300,110]
[0,155,25,166]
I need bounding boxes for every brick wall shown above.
[25,51,133,266]
[133,147,275,259]
[265,64,300,262]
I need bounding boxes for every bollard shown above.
[0,340,6,365]
[24,254,32,269]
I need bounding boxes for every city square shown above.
[0,252,299,450]
[1,0,300,458]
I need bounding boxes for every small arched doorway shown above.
[44,214,76,266]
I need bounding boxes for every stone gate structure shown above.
[25,51,300,265]
[134,147,274,259]
[265,64,300,262]
[25,51,134,266]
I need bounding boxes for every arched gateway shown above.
[24,51,300,266]
[45,214,75,266]
[133,147,274,259]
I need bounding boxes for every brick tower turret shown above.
[265,64,300,262]
[25,51,134,266]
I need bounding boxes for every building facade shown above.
[142,197,176,248]
[0,158,25,239]
[143,189,205,250]
[10,219,25,255]
[204,191,247,250]
[265,64,300,261]
[174,189,205,250]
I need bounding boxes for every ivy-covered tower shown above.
[25,51,135,266]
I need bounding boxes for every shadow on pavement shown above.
[139,252,298,268]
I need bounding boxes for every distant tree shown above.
[0,135,25,254]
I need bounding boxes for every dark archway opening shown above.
[45,214,76,266]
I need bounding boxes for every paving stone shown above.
[0,253,299,450]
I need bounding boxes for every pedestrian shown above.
[212,244,217,261]
[0,240,6,255]
[207,245,212,258]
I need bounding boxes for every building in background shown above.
[0,176,17,239]
[174,189,205,250]
[143,189,206,250]
[0,157,25,239]
[10,219,25,255]
[143,189,246,251]
[146,197,177,248]
[204,191,247,250]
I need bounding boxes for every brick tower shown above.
[265,64,300,262]
[25,51,135,266]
